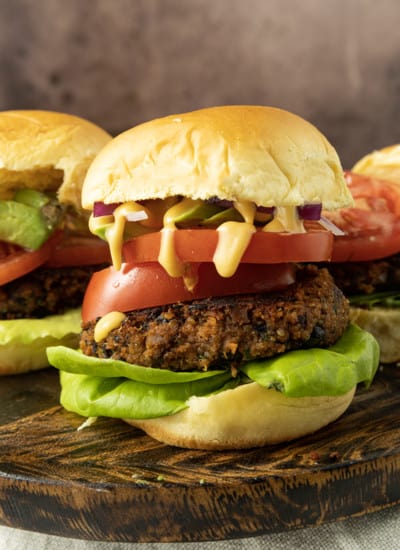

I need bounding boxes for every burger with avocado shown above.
[0,110,111,374]
[324,145,400,364]
[47,106,379,450]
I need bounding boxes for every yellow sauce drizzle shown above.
[263,206,305,233]
[94,311,126,342]
[92,199,308,291]
[106,202,149,270]
[213,200,256,277]
[158,198,203,289]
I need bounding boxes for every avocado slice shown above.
[0,189,62,250]
[173,201,222,227]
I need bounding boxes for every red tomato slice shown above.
[0,238,55,285]
[45,236,111,267]
[82,262,295,322]
[326,171,400,262]
[122,227,333,264]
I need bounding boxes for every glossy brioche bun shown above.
[0,110,111,209]
[82,105,352,211]
[125,382,356,450]
[352,144,400,185]
[349,307,400,364]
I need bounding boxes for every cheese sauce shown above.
[92,198,306,288]
[263,205,305,233]
[94,311,126,342]
[214,200,256,277]
[158,198,202,278]
[105,202,150,270]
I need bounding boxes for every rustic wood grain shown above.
[0,365,399,542]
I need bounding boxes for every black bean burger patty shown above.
[0,265,105,320]
[80,265,349,372]
[326,253,400,296]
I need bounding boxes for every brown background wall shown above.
[0,0,399,168]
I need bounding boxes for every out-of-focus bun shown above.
[349,307,400,364]
[0,110,111,208]
[352,144,400,185]
[125,382,356,450]
[82,105,352,211]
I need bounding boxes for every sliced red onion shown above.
[318,215,346,236]
[93,201,121,217]
[206,197,233,208]
[125,210,148,222]
[297,203,322,220]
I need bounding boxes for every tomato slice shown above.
[122,227,333,264]
[45,236,111,267]
[0,238,55,285]
[326,171,400,262]
[82,262,295,322]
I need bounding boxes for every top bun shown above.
[0,110,111,209]
[82,105,352,210]
[352,144,400,184]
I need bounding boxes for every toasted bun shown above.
[352,144,400,184]
[125,382,355,450]
[0,110,111,209]
[350,307,400,364]
[82,105,352,211]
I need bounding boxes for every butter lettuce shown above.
[59,371,237,419]
[0,309,81,372]
[241,324,379,397]
[47,324,379,420]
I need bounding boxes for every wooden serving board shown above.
[0,366,399,543]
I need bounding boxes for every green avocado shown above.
[173,201,222,226]
[0,189,62,250]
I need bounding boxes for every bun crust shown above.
[125,382,355,450]
[0,110,111,208]
[82,105,352,211]
[350,307,400,364]
[352,144,400,184]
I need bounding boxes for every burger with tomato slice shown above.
[47,106,379,449]
[0,110,111,374]
[324,151,400,364]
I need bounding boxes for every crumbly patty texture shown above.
[327,253,400,296]
[80,265,349,372]
[0,265,104,319]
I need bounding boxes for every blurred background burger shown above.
[325,145,400,364]
[0,110,111,374]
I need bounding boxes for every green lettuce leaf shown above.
[48,324,379,420]
[0,309,81,345]
[59,371,237,419]
[241,324,379,397]
[0,309,81,372]
[47,346,228,384]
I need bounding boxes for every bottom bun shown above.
[349,306,400,364]
[125,382,356,450]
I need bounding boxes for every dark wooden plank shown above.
[0,366,399,542]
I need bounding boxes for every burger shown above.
[47,106,379,450]
[0,110,111,374]
[324,145,400,364]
